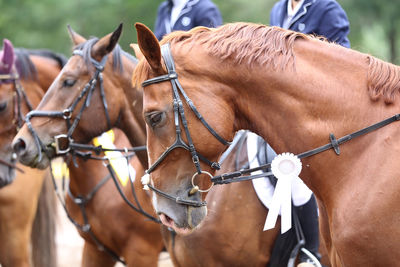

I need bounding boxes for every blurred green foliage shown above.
[0,0,399,64]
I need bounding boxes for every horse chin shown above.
[0,165,16,188]
[20,153,50,169]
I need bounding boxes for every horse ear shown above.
[0,39,15,73]
[91,23,123,62]
[130,43,144,61]
[135,23,163,73]
[67,25,87,45]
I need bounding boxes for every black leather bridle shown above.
[0,73,31,173]
[141,43,231,207]
[24,47,111,162]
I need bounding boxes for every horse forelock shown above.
[367,56,400,104]
[74,38,138,74]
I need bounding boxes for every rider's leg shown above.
[294,194,320,263]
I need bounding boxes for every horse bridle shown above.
[24,45,111,163]
[0,72,31,173]
[141,43,231,207]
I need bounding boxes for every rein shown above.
[49,150,161,265]
[0,72,32,173]
[141,42,400,207]
[49,161,127,265]
[211,113,400,184]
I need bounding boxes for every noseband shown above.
[141,43,231,207]
[0,73,31,173]
[24,47,111,162]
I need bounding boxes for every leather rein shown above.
[141,42,400,207]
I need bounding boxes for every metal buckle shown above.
[54,134,73,155]
[62,109,72,119]
[191,170,214,193]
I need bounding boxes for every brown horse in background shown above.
[13,27,164,266]
[0,39,62,266]
[133,22,400,266]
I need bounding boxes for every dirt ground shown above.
[56,201,173,267]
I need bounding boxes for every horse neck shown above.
[29,55,62,91]
[16,55,62,114]
[113,57,148,169]
[17,54,59,106]
[220,39,400,201]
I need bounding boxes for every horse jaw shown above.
[152,188,208,235]
[0,150,17,187]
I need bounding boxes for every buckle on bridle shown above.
[63,109,72,119]
[54,134,73,155]
[191,170,214,193]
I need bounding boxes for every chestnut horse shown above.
[133,22,400,266]
[0,39,63,266]
[13,25,326,266]
[13,27,164,266]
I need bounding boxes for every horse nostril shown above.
[12,138,27,156]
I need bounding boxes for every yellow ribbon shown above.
[92,130,135,186]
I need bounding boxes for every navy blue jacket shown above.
[154,0,222,41]
[270,0,350,47]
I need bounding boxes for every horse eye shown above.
[0,101,7,112]
[63,79,76,87]
[146,111,165,128]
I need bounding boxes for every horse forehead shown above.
[62,56,89,76]
[143,83,173,106]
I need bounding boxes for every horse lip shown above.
[159,213,175,228]
[159,213,193,235]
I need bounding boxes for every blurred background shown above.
[0,0,399,62]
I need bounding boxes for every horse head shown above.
[134,23,235,234]
[12,24,141,169]
[0,39,19,187]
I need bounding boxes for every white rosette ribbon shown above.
[264,153,302,233]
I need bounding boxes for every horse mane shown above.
[367,56,400,104]
[134,23,311,87]
[74,38,138,73]
[13,48,68,81]
[135,22,400,104]
[14,49,38,80]
[162,23,312,68]
[27,49,68,68]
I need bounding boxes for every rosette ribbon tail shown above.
[263,153,302,234]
